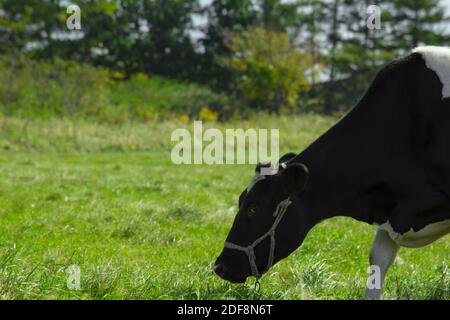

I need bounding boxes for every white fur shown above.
[365,229,399,300]
[378,219,450,248]
[412,46,450,99]
[366,219,449,299]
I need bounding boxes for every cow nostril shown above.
[214,263,224,276]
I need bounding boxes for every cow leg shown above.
[364,228,399,300]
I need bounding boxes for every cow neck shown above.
[291,111,373,224]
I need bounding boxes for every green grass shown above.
[0,114,448,299]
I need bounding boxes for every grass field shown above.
[0,114,448,299]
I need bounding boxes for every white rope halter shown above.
[224,197,292,278]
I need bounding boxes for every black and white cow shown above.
[214,46,450,299]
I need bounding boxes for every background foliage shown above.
[1,0,449,116]
[223,27,311,112]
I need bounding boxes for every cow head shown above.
[214,153,312,283]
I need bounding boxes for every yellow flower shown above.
[111,71,125,80]
[199,107,218,122]
[180,115,189,124]
[135,72,148,82]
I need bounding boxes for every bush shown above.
[223,27,312,112]
[0,55,242,122]
[109,75,239,121]
[0,55,111,119]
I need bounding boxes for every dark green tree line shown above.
[0,0,449,112]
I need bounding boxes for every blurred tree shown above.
[320,0,450,112]
[47,1,120,66]
[139,0,201,79]
[201,0,305,89]
[326,0,341,87]
[201,0,256,88]
[296,0,327,90]
[71,0,201,79]
[0,0,61,53]
[223,27,312,112]
[255,0,303,31]
[0,0,202,80]
[388,0,449,50]
[325,0,396,111]
[1,0,450,114]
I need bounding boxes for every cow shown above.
[214,46,450,299]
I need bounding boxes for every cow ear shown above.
[280,163,309,194]
[278,152,296,166]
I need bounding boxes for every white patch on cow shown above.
[246,174,266,193]
[412,46,450,99]
[377,219,450,248]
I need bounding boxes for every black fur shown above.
[215,52,450,283]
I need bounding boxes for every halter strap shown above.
[224,197,292,278]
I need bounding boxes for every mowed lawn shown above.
[0,115,448,300]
